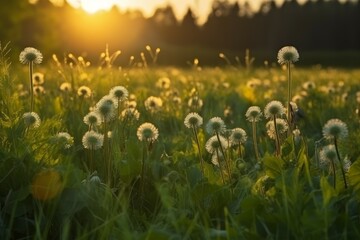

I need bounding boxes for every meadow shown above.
[1,42,360,239]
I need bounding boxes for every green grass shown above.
[1,43,360,239]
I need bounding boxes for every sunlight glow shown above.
[65,0,295,23]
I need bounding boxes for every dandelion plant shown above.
[19,47,43,112]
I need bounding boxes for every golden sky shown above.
[65,0,309,24]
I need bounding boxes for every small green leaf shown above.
[263,153,282,179]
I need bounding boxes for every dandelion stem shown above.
[29,62,34,112]
[330,155,336,189]
[216,131,231,181]
[238,141,242,159]
[273,116,281,156]
[192,126,204,176]
[215,149,226,185]
[103,120,111,186]
[334,137,348,189]
[287,61,292,134]
[252,121,260,161]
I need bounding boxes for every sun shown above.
[67,0,118,14]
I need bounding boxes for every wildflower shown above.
[266,118,288,139]
[95,95,118,122]
[205,135,227,154]
[19,47,43,65]
[32,72,44,85]
[77,86,92,98]
[144,96,163,113]
[264,100,285,119]
[83,111,102,128]
[60,82,72,92]
[137,123,159,142]
[54,132,74,149]
[277,46,299,65]
[184,112,203,129]
[206,117,226,135]
[23,112,41,128]
[245,106,262,122]
[230,128,247,145]
[82,131,104,150]
[322,119,348,140]
[156,77,171,89]
[109,86,128,102]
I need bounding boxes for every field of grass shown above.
[1,43,360,239]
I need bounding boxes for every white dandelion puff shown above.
[184,112,203,129]
[264,100,285,119]
[19,47,43,65]
[322,119,348,140]
[82,131,104,150]
[277,46,299,65]
[22,112,41,128]
[137,123,159,142]
[206,117,226,135]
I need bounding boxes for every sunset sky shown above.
[65,0,311,24]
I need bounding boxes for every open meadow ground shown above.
[1,45,360,239]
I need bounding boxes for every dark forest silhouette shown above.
[1,0,359,66]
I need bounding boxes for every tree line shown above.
[0,0,359,66]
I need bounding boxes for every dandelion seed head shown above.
[184,112,203,129]
[343,157,351,172]
[230,128,247,145]
[109,86,128,101]
[137,123,159,142]
[205,135,227,154]
[95,95,118,122]
[55,132,74,149]
[264,100,285,119]
[245,106,262,122]
[32,72,44,85]
[82,131,104,150]
[23,112,41,128]
[77,86,92,98]
[302,81,316,90]
[33,85,45,96]
[60,82,72,92]
[277,46,299,65]
[206,117,226,135]
[266,118,288,139]
[188,96,203,110]
[156,77,171,89]
[19,47,43,64]
[144,96,163,113]
[121,108,140,121]
[83,111,102,127]
[319,145,336,170]
[322,119,348,140]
